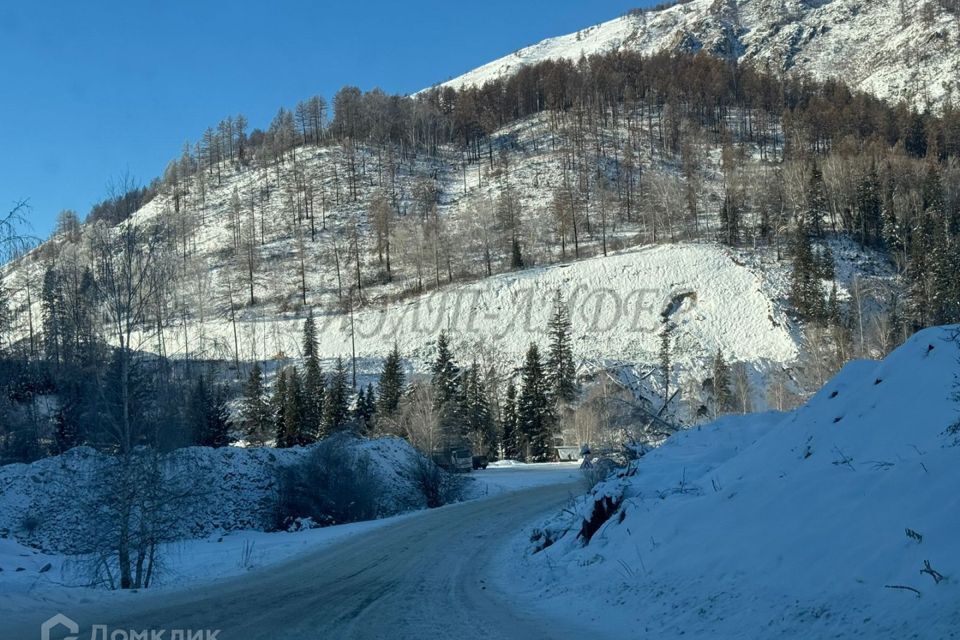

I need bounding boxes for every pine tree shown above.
[242,363,271,445]
[431,331,459,408]
[518,344,554,462]
[806,161,828,237]
[789,226,825,322]
[41,266,66,364]
[377,343,405,417]
[510,239,524,270]
[353,384,376,433]
[301,313,325,439]
[501,381,520,460]
[546,291,578,404]
[324,356,351,432]
[190,376,232,448]
[272,368,289,447]
[432,331,462,445]
[364,383,377,427]
[284,367,307,446]
[855,162,881,246]
[719,192,740,246]
[462,364,497,457]
[710,350,735,417]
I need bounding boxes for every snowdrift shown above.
[0,435,430,554]
[517,325,960,638]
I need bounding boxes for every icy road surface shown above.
[8,464,588,640]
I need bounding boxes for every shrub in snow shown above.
[405,453,465,508]
[275,433,382,529]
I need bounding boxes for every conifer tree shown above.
[719,193,740,246]
[806,161,828,237]
[710,350,735,418]
[501,381,520,460]
[518,344,554,462]
[377,343,405,417]
[41,266,66,364]
[789,226,825,322]
[364,383,377,424]
[324,356,351,432]
[272,368,290,447]
[190,376,232,448]
[462,364,496,457]
[546,291,577,404]
[855,162,881,246]
[353,384,376,433]
[301,313,325,439]
[431,331,462,444]
[431,331,459,408]
[242,363,271,445]
[283,367,307,446]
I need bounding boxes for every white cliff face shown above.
[428,0,960,109]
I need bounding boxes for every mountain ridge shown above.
[427,0,960,109]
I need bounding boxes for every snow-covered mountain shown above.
[429,0,960,108]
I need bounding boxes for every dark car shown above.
[472,455,489,470]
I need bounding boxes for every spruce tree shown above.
[209,383,233,448]
[511,239,524,270]
[719,193,740,246]
[301,312,325,439]
[855,162,881,246]
[41,266,65,364]
[272,368,289,447]
[518,344,554,462]
[284,367,306,446]
[501,381,520,460]
[462,364,496,457]
[432,331,462,445]
[353,384,376,433]
[242,363,271,445]
[377,343,405,417]
[190,376,232,448]
[546,291,577,404]
[806,161,828,237]
[711,350,734,417]
[365,383,377,426]
[789,226,825,322]
[324,356,351,432]
[431,331,459,408]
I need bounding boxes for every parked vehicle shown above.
[472,455,488,470]
[431,447,473,473]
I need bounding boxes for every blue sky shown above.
[0,0,650,239]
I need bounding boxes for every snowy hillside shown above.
[430,0,960,108]
[128,243,800,383]
[501,325,960,637]
[1,95,897,423]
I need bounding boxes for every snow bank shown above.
[505,325,960,638]
[0,435,429,554]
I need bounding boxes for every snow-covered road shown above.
[8,466,588,640]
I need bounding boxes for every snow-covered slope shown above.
[0,435,429,554]
[127,242,799,380]
[430,0,960,108]
[502,325,960,637]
